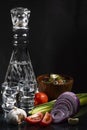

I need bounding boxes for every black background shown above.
[0,0,87,93]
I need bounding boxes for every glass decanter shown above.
[2,7,37,116]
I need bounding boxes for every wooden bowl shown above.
[37,74,74,101]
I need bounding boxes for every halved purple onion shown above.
[51,102,73,123]
[53,101,74,116]
[53,98,75,115]
[57,92,80,113]
[51,92,80,123]
[55,97,76,115]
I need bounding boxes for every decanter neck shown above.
[12,29,29,46]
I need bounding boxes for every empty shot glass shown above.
[18,80,37,113]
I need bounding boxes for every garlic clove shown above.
[6,107,27,125]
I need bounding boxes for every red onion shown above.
[54,98,75,115]
[51,92,80,123]
[58,92,80,113]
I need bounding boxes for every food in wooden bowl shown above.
[37,74,74,101]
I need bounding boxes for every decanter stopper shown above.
[11,7,30,29]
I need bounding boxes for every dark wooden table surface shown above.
[0,105,87,130]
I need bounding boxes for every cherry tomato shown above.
[25,112,44,124]
[34,92,48,105]
[40,112,52,126]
